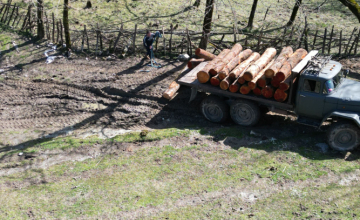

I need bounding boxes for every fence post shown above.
[132,24,137,52]
[163,26,166,57]
[52,12,55,42]
[312,29,318,50]
[304,28,309,51]
[11,6,18,27]
[327,25,334,54]
[233,23,237,43]
[322,28,327,54]
[22,5,31,30]
[169,24,173,59]
[354,29,360,55]
[1,3,9,23]
[56,21,59,43]
[60,19,63,44]
[81,25,85,52]
[257,29,263,51]
[339,30,342,56]
[0,5,5,18]
[44,11,50,39]
[7,3,16,26]
[345,27,356,56]
[113,24,123,52]
[99,31,103,54]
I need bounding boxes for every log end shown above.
[240,85,250,94]
[271,79,280,88]
[274,89,288,102]
[220,81,229,90]
[261,87,274,98]
[197,71,210,84]
[238,77,245,85]
[218,72,227,80]
[275,72,286,82]
[278,82,290,91]
[243,72,253,82]
[264,69,275,78]
[195,48,201,56]
[228,73,236,81]
[248,82,256,90]
[253,87,262,96]
[257,78,266,88]
[210,77,220,86]
[209,68,217,76]
[229,84,239,93]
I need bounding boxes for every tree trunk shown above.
[197,49,230,83]
[163,81,180,100]
[195,48,216,60]
[287,0,302,26]
[198,0,214,50]
[247,0,258,29]
[248,59,275,90]
[63,0,71,49]
[218,49,252,80]
[275,48,308,82]
[243,47,277,81]
[264,46,293,78]
[188,58,205,69]
[37,0,45,39]
[229,52,260,80]
[338,0,360,23]
[209,43,243,76]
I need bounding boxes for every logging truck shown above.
[177,50,360,152]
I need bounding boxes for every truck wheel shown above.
[230,99,260,126]
[327,122,360,151]
[201,96,229,123]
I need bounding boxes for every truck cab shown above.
[295,55,360,151]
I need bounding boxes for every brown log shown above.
[271,79,281,88]
[253,87,262,96]
[197,49,230,83]
[210,74,221,86]
[261,85,274,98]
[219,76,234,90]
[249,59,275,90]
[187,58,205,69]
[229,52,260,80]
[238,76,246,84]
[163,81,180,100]
[275,48,308,82]
[243,47,277,81]
[257,77,271,88]
[264,46,293,78]
[229,82,240,93]
[195,48,216,60]
[218,49,252,79]
[209,43,243,75]
[240,84,251,94]
[279,67,301,91]
[274,89,288,102]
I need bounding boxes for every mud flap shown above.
[189,87,197,103]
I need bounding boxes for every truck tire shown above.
[230,99,260,126]
[201,96,229,123]
[327,122,360,151]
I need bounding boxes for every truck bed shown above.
[178,61,294,111]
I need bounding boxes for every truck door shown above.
[296,78,325,119]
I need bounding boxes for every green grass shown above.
[0,127,359,219]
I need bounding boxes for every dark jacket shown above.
[143,34,155,49]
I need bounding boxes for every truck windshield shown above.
[324,71,343,94]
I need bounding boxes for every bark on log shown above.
[187,58,205,69]
[163,81,180,100]
[253,87,262,96]
[274,89,288,102]
[197,49,230,83]
[264,46,293,78]
[271,79,281,88]
[240,84,251,94]
[219,76,234,90]
[218,49,252,80]
[275,48,308,82]
[243,47,277,81]
[249,59,275,90]
[210,74,221,86]
[209,43,242,75]
[195,48,216,60]
[261,85,274,98]
[229,81,241,93]
[229,52,260,80]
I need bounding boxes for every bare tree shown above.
[37,0,45,39]
[338,0,360,23]
[63,0,71,49]
[199,0,214,50]
[286,0,302,26]
[247,0,258,29]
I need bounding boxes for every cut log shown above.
[209,43,243,75]
[257,77,271,88]
[238,76,246,84]
[163,81,180,100]
[275,48,308,82]
[248,59,275,90]
[195,48,216,60]
[274,89,288,102]
[229,52,260,80]
[253,87,262,96]
[243,47,277,81]
[264,46,293,78]
[271,79,281,88]
[229,81,241,93]
[240,84,251,94]
[218,49,252,79]
[197,49,230,83]
[187,58,205,69]
[261,85,275,98]
[210,74,221,86]
[219,76,234,90]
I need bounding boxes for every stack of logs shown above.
[194,44,308,102]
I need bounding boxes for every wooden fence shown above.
[0,2,360,58]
